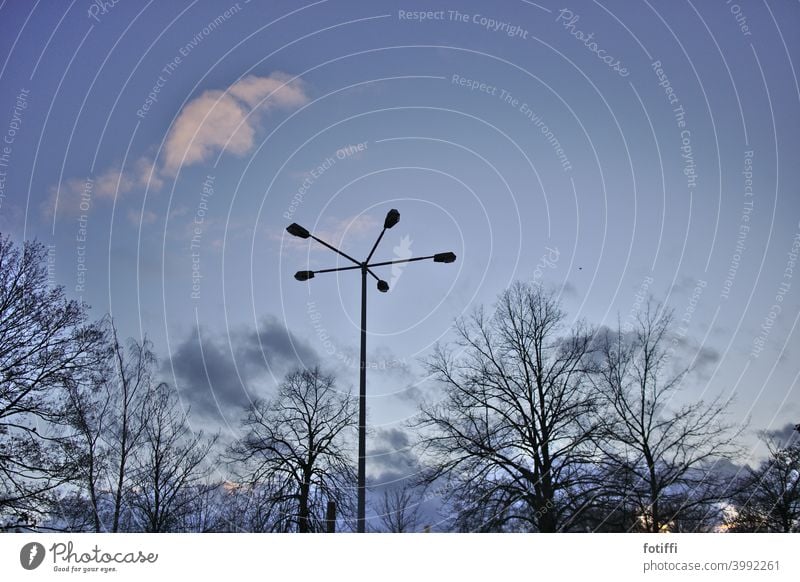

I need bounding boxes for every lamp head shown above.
[433,252,457,263]
[286,223,310,239]
[377,280,389,293]
[294,271,315,281]
[384,209,400,229]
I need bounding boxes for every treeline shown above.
[414,282,797,533]
[0,235,356,532]
[0,234,797,532]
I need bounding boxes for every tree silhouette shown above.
[229,367,356,532]
[0,235,105,526]
[375,484,420,532]
[62,326,169,532]
[593,303,742,532]
[415,282,600,532]
[128,383,217,532]
[726,431,799,532]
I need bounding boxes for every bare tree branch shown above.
[228,366,356,532]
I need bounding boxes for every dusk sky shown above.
[0,0,798,494]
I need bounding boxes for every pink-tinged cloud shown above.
[89,156,162,199]
[163,72,309,175]
[43,73,306,223]
[42,155,160,219]
[228,74,309,109]
[127,208,159,226]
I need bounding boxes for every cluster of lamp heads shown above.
[287,208,455,293]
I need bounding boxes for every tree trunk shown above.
[298,480,310,533]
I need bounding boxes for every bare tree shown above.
[726,430,800,532]
[61,376,111,532]
[61,327,165,532]
[216,481,297,533]
[0,235,105,526]
[376,484,421,532]
[105,329,163,532]
[173,482,230,533]
[229,367,356,532]
[415,282,600,532]
[127,384,217,532]
[593,303,742,532]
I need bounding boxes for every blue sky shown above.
[0,0,798,483]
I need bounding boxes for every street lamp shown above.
[287,209,456,533]
[286,223,311,239]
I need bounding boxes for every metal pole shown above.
[288,213,456,533]
[358,265,367,533]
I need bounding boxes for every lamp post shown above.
[286,209,456,532]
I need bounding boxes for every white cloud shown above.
[127,208,159,226]
[41,155,160,219]
[93,155,162,199]
[93,167,133,199]
[162,72,309,175]
[162,90,253,174]
[228,73,309,109]
[134,156,164,191]
[44,72,308,222]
